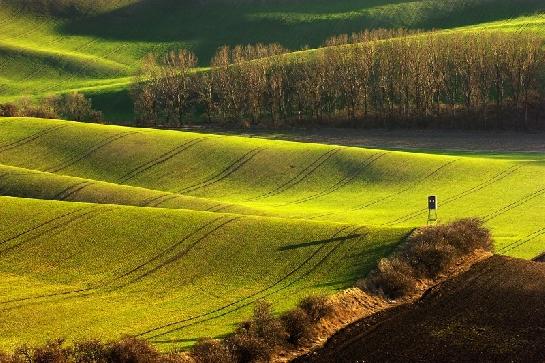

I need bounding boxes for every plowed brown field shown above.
[296,255,545,363]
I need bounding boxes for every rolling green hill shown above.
[1,0,544,121]
[1,117,545,349]
[0,196,405,350]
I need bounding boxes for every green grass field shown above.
[0,117,544,350]
[2,0,545,353]
[1,0,544,121]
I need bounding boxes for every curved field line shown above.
[110,217,229,285]
[51,181,93,200]
[482,186,545,222]
[177,148,264,194]
[146,194,181,208]
[498,227,545,254]
[118,138,206,183]
[120,217,241,287]
[147,227,365,341]
[0,208,100,256]
[58,182,95,201]
[138,193,174,207]
[0,209,84,246]
[0,125,68,153]
[139,226,359,339]
[352,159,458,211]
[248,148,341,202]
[44,132,136,173]
[285,152,388,206]
[0,216,234,306]
[384,164,522,226]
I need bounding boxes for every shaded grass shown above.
[1,1,545,121]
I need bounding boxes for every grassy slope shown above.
[0,197,404,350]
[0,117,544,257]
[1,117,545,349]
[1,1,544,121]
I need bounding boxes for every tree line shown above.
[132,30,545,130]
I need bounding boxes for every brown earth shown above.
[184,127,545,153]
[294,255,545,363]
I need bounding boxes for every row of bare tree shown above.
[132,31,545,130]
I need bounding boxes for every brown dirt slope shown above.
[295,255,545,363]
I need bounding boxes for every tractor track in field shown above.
[482,186,545,223]
[0,216,238,307]
[119,217,241,287]
[352,159,458,211]
[177,148,264,195]
[498,227,545,255]
[0,209,84,247]
[284,152,388,206]
[119,138,206,183]
[138,193,177,208]
[148,226,365,342]
[248,148,341,202]
[51,181,95,201]
[384,164,522,225]
[308,158,457,221]
[141,226,363,340]
[0,125,68,154]
[0,207,103,256]
[110,217,234,287]
[44,132,136,173]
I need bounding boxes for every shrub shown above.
[360,218,493,299]
[297,295,333,323]
[403,240,458,279]
[362,257,418,299]
[53,93,103,122]
[72,339,109,363]
[191,338,235,363]
[106,337,159,363]
[280,308,313,347]
[228,300,287,362]
[0,103,19,117]
[10,339,71,363]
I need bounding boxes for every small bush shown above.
[1,93,102,122]
[403,240,458,279]
[228,300,288,362]
[297,295,333,323]
[360,218,493,299]
[363,257,418,299]
[54,93,103,122]
[0,103,19,117]
[191,338,235,363]
[72,339,109,363]
[280,308,313,347]
[106,337,159,363]
[10,339,71,363]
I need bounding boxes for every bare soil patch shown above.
[295,255,545,363]
[180,127,545,153]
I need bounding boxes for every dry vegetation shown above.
[132,31,545,130]
[0,93,102,122]
[0,219,494,363]
[361,218,493,299]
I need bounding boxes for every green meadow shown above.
[2,0,545,353]
[0,117,544,349]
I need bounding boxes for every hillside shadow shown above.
[58,0,545,64]
[278,233,363,251]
